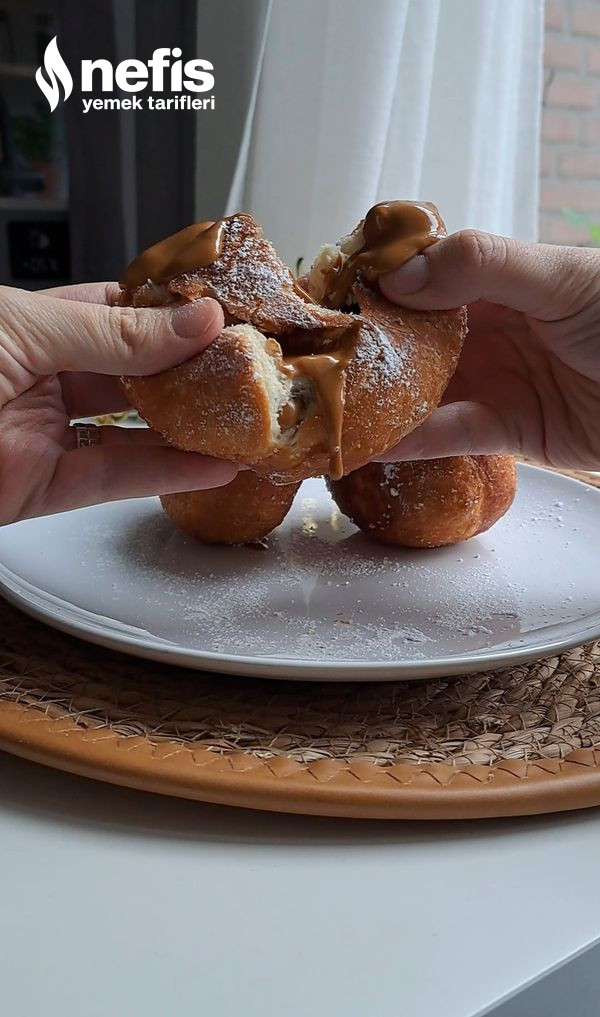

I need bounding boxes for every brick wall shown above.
[540,0,600,244]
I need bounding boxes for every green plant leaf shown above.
[562,207,588,226]
[562,207,600,246]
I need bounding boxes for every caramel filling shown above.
[322,200,445,308]
[119,218,230,299]
[274,320,359,479]
[281,345,354,481]
[278,399,302,430]
[120,201,445,478]
[120,215,318,307]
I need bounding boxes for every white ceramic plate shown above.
[0,464,599,681]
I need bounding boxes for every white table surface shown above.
[0,751,599,1017]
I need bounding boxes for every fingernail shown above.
[381,254,430,295]
[170,298,220,339]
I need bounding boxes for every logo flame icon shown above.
[35,36,73,111]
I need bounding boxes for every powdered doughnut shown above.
[329,456,517,548]
[120,202,467,484]
[161,471,300,545]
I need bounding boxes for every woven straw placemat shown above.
[0,466,599,821]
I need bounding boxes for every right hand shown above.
[378,230,600,470]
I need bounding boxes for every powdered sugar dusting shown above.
[57,472,600,671]
[354,321,415,391]
[168,214,352,335]
[382,462,399,485]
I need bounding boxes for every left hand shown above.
[0,281,237,524]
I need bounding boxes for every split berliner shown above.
[120,201,467,484]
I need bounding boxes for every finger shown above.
[37,281,120,304]
[0,285,224,378]
[379,230,600,320]
[39,446,238,516]
[60,373,131,417]
[376,402,516,460]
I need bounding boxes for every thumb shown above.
[0,285,224,377]
[376,402,515,461]
[379,229,600,321]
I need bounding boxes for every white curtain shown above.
[224,0,544,269]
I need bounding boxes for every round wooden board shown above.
[0,594,600,820]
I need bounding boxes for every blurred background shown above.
[0,0,596,289]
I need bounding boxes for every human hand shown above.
[0,281,236,524]
[378,231,600,470]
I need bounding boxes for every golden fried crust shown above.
[121,213,467,484]
[122,328,277,462]
[161,471,300,545]
[329,456,516,548]
[121,213,351,334]
[471,456,518,536]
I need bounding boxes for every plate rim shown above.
[1,462,599,681]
